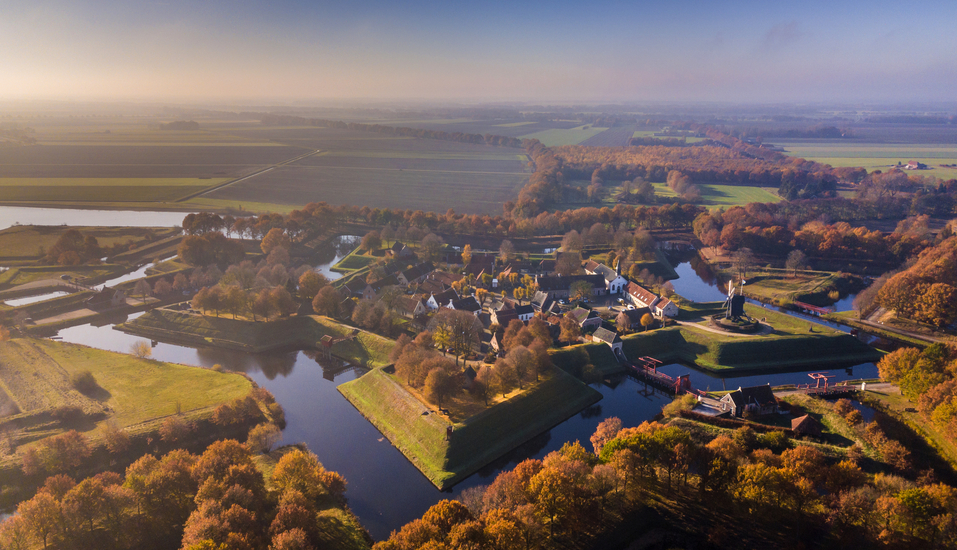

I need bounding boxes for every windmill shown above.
[724,280,747,320]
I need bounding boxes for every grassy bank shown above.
[119,309,395,366]
[553,323,880,375]
[339,366,601,489]
[0,224,179,262]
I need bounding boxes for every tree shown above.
[640,313,654,331]
[569,280,592,303]
[360,231,382,253]
[153,278,173,296]
[18,491,59,549]
[270,287,297,317]
[555,252,581,276]
[499,240,515,262]
[246,423,282,454]
[493,358,518,397]
[561,230,583,253]
[37,430,91,473]
[460,244,472,266]
[131,340,152,359]
[262,228,291,254]
[271,449,326,500]
[785,249,808,276]
[731,248,755,279]
[424,368,455,407]
[133,279,152,301]
[159,416,192,444]
[311,286,341,318]
[297,271,327,301]
[506,346,536,389]
[419,233,445,262]
[559,316,581,344]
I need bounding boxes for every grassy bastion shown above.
[551,324,881,376]
[118,309,394,366]
[338,366,602,489]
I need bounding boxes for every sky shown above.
[2,0,956,104]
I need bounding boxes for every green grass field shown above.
[552,303,879,375]
[0,178,226,203]
[631,130,707,144]
[649,182,783,206]
[121,310,395,366]
[0,225,180,261]
[519,125,608,146]
[0,337,251,430]
[777,140,957,180]
[339,366,601,489]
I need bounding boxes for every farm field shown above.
[579,125,637,147]
[776,139,957,180]
[517,124,607,146]
[0,144,303,179]
[632,130,707,144]
[203,127,530,214]
[0,177,226,203]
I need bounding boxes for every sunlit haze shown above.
[3,0,957,104]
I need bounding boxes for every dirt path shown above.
[675,319,772,337]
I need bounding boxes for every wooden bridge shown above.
[614,349,698,395]
[790,372,858,397]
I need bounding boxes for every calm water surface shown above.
[0,206,192,230]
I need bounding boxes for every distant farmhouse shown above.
[625,281,678,318]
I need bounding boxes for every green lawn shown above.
[120,310,395,366]
[0,338,251,429]
[519,125,608,146]
[339,366,601,489]
[553,318,880,375]
[649,182,782,206]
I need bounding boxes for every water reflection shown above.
[0,206,191,231]
[313,235,361,281]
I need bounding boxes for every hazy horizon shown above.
[3,0,956,105]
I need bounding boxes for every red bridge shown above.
[793,301,834,316]
[615,351,698,395]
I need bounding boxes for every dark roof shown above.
[391,241,405,252]
[381,261,402,276]
[592,327,621,344]
[343,278,367,295]
[451,296,481,312]
[431,288,459,307]
[791,414,822,433]
[85,287,119,304]
[369,274,401,293]
[463,366,477,381]
[401,261,434,282]
[567,307,598,324]
[728,384,777,410]
[493,307,519,325]
[514,304,535,316]
[538,259,556,273]
[584,260,621,283]
[535,274,605,292]
[617,308,650,323]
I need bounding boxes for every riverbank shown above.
[119,309,395,365]
[338,366,602,489]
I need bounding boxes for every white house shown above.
[584,260,628,294]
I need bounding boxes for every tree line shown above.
[374,408,957,549]
[259,114,524,148]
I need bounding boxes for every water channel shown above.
[3,207,883,540]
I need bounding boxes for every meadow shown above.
[516,124,608,146]
[776,139,957,180]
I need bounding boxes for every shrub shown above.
[70,370,97,394]
[246,423,282,454]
